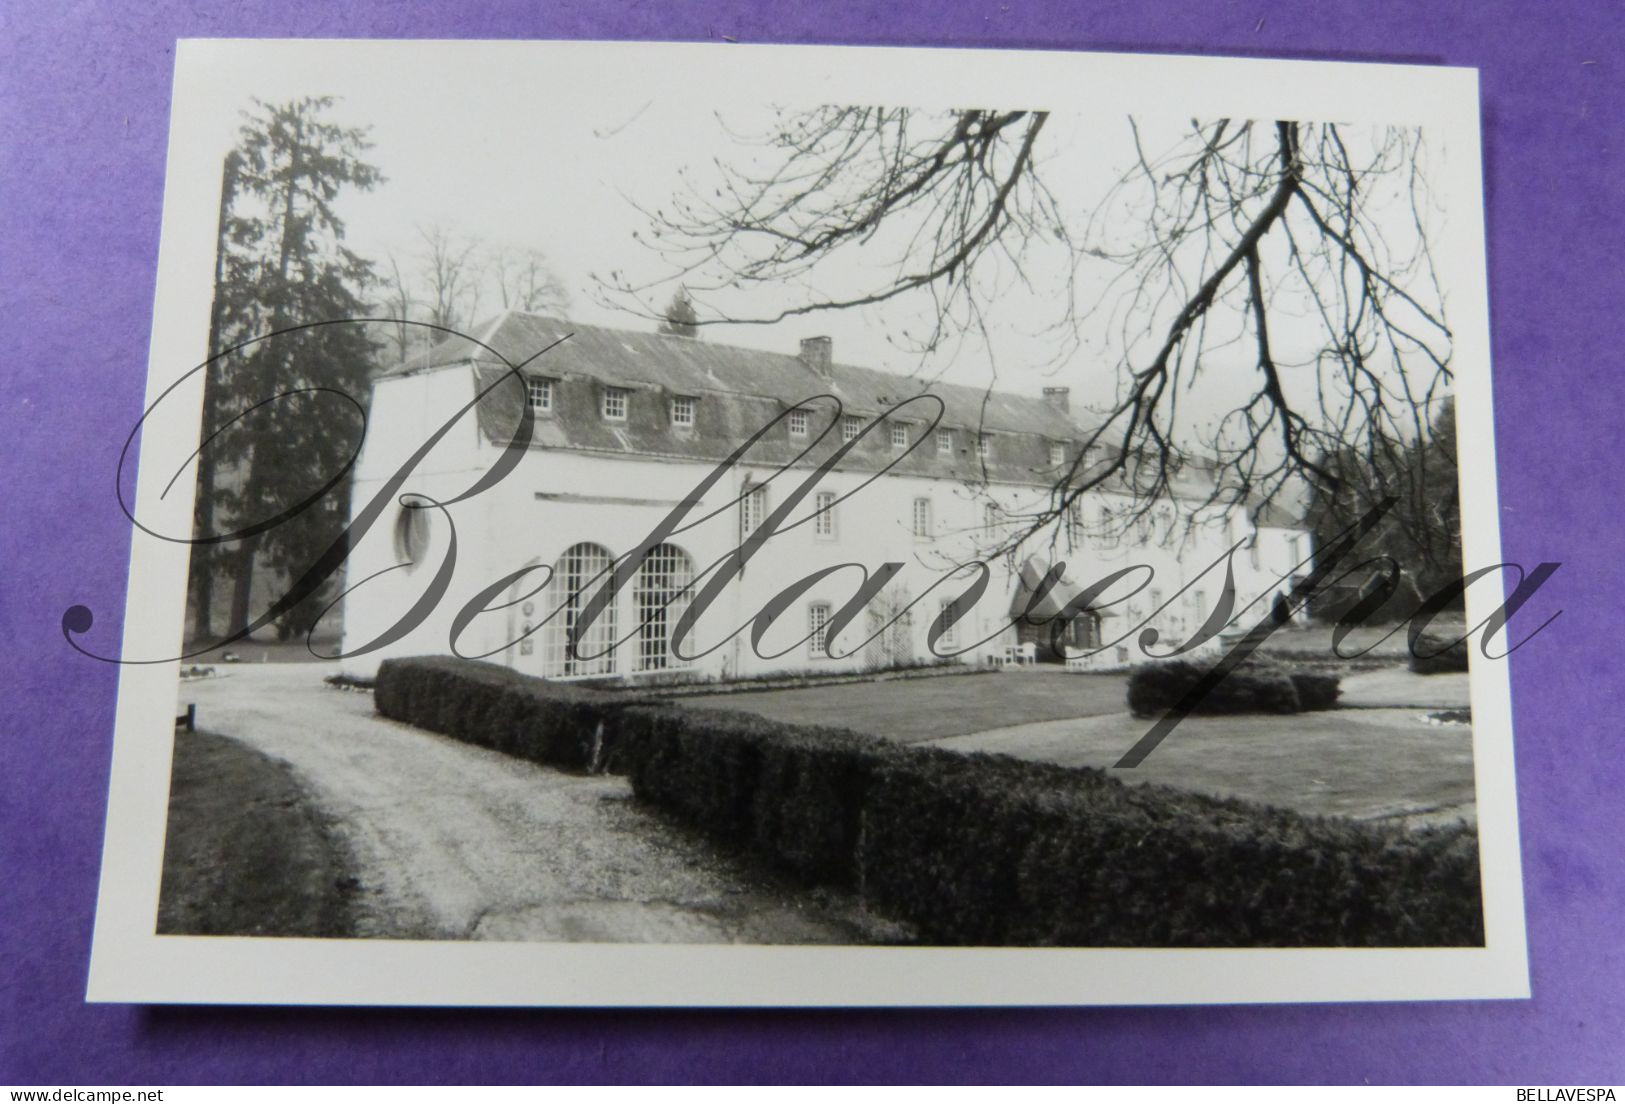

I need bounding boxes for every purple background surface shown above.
[2,0,1621,1085]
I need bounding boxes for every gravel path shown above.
[175,664,885,945]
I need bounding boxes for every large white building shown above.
[338,312,1311,682]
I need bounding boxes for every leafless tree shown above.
[377,231,570,364]
[488,245,572,315]
[377,254,418,365]
[416,223,482,331]
[601,108,1454,559]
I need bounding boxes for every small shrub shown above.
[1127,659,1301,717]
[1410,631,1471,675]
[1289,671,1342,711]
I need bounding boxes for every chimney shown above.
[799,336,833,377]
[1042,386,1071,413]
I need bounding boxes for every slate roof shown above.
[384,311,1105,484]
[392,311,1083,433]
[381,310,1291,514]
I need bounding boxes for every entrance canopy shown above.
[1008,555,1119,622]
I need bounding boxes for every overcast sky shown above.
[183,44,1454,451]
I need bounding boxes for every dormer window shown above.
[891,422,909,449]
[602,386,628,421]
[842,415,863,443]
[977,433,992,459]
[788,408,810,437]
[671,395,696,427]
[936,428,953,455]
[1049,442,1066,467]
[525,376,553,414]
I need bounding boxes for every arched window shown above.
[541,543,617,677]
[633,543,695,671]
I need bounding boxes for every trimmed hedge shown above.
[1127,659,1342,717]
[620,705,899,885]
[858,749,1480,946]
[1410,631,1471,675]
[1289,671,1343,711]
[374,656,655,773]
[374,656,1482,947]
[1128,659,1297,717]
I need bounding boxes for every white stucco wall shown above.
[338,364,1314,681]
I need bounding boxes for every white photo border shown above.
[86,38,1527,1006]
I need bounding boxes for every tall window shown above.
[740,483,767,541]
[938,599,960,647]
[912,497,932,539]
[525,376,553,414]
[541,543,617,677]
[977,433,991,459]
[936,428,953,455]
[842,415,863,442]
[808,602,831,658]
[984,502,1000,532]
[891,421,909,449]
[1156,503,1176,545]
[814,490,837,539]
[1097,502,1121,550]
[1067,500,1084,544]
[634,543,694,672]
[670,395,696,426]
[788,408,809,437]
[601,386,628,421]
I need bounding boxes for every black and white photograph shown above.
[84,40,1527,1006]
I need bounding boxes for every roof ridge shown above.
[491,309,1098,426]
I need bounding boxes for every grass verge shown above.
[157,729,358,937]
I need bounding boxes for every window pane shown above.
[912,497,931,537]
[740,484,766,541]
[634,543,694,672]
[815,490,836,537]
[541,543,617,677]
[808,602,830,656]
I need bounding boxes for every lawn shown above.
[158,729,359,937]
[674,662,1476,825]
[935,707,1475,824]
[670,668,1130,743]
